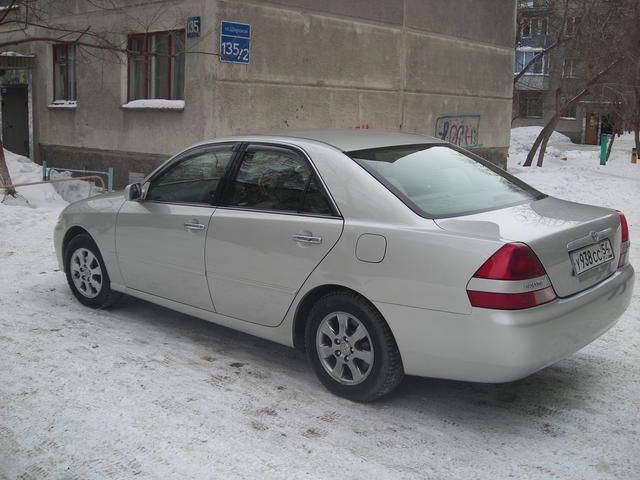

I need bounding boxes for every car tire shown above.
[305,291,404,402]
[64,234,121,309]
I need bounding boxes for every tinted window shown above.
[224,149,333,215]
[147,148,233,204]
[350,145,541,218]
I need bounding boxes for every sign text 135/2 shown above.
[220,21,251,64]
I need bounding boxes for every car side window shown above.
[224,148,334,215]
[147,148,234,204]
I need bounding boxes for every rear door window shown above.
[223,147,334,215]
[349,145,543,218]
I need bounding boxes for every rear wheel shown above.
[64,234,120,309]
[305,291,404,402]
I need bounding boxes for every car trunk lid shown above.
[435,196,623,298]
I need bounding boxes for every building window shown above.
[127,30,185,101]
[521,19,532,38]
[566,16,580,36]
[53,44,77,102]
[515,49,547,75]
[535,17,548,36]
[521,17,547,38]
[560,98,577,119]
[562,59,580,78]
[519,92,544,118]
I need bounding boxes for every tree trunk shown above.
[536,116,561,167]
[0,137,17,197]
[523,120,557,167]
[634,124,640,158]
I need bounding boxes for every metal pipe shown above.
[1,175,107,193]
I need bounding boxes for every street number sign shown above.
[220,21,251,64]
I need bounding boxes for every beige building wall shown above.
[11,0,516,187]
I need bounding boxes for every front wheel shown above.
[305,291,404,402]
[64,234,120,309]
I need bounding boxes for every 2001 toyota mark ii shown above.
[54,129,634,401]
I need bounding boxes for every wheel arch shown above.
[62,226,92,266]
[292,284,388,351]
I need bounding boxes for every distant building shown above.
[513,0,611,144]
[1,0,517,188]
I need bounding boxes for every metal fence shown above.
[41,161,114,192]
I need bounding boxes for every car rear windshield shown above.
[348,144,543,218]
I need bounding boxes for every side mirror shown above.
[124,183,142,201]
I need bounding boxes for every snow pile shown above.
[0,150,104,206]
[48,169,104,203]
[508,126,574,162]
[1,149,67,208]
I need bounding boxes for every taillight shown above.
[618,212,630,268]
[467,243,557,310]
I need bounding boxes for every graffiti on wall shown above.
[435,115,481,147]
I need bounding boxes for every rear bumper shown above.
[376,264,635,382]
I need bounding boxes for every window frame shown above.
[562,58,579,79]
[514,48,547,76]
[127,29,185,102]
[52,43,76,102]
[534,17,548,36]
[520,18,532,39]
[521,92,544,118]
[144,142,241,207]
[560,96,577,120]
[219,143,342,219]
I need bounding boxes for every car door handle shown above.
[292,233,322,244]
[184,222,205,232]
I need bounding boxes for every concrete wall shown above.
[23,0,516,187]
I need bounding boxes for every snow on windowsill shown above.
[121,99,185,111]
[48,101,77,110]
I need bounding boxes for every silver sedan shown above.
[54,129,634,401]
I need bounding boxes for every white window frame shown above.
[562,58,579,79]
[524,94,544,119]
[531,17,548,36]
[515,48,547,76]
[560,97,577,120]
[521,18,532,39]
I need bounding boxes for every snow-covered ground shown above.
[1,131,638,480]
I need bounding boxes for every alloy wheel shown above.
[70,248,103,299]
[315,311,374,385]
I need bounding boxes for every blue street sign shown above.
[220,21,251,64]
[187,16,201,38]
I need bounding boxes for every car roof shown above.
[236,128,445,152]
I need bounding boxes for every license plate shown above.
[570,239,614,275]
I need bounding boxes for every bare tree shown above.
[521,0,640,167]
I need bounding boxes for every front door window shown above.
[147,148,234,204]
